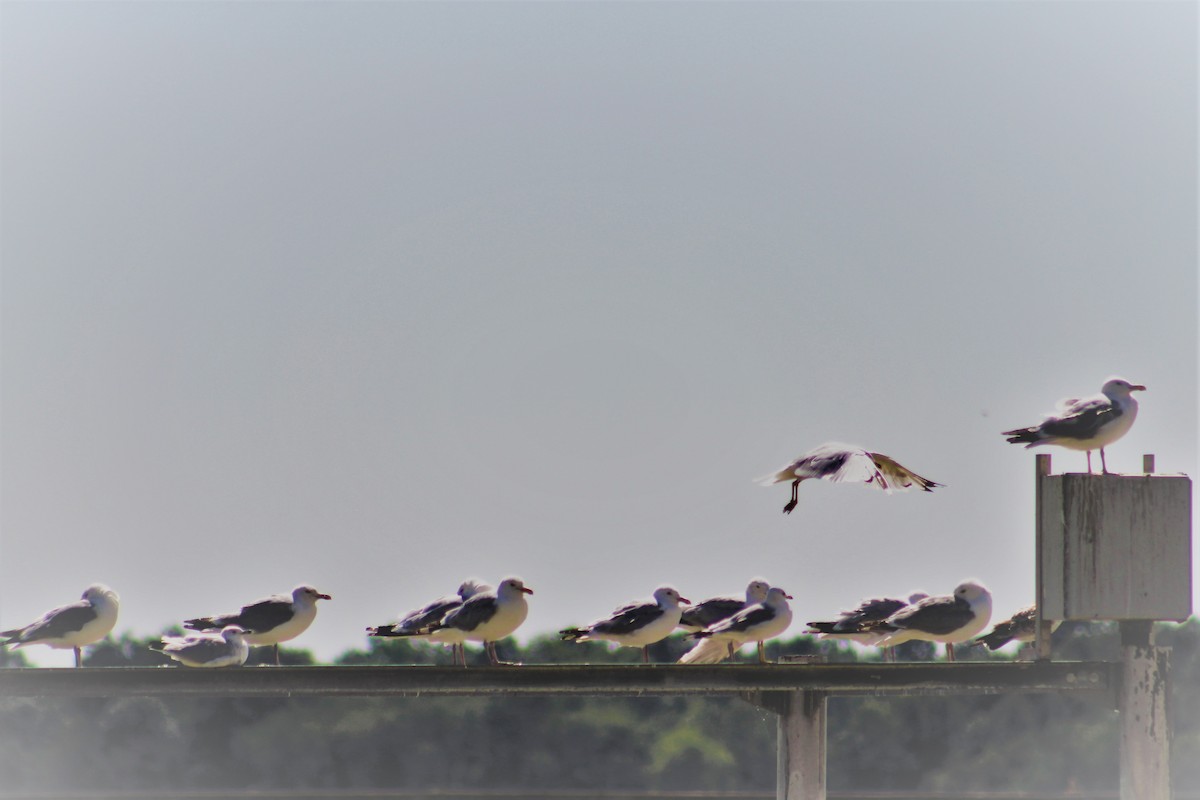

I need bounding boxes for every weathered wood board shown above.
[1040,472,1192,620]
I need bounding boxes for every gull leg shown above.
[757,641,767,664]
[946,643,956,663]
[727,642,736,660]
[486,641,498,665]
[783,480,799,515]
[1086,450,1094,474]
[642,646,650,664]
[1101,448,1110,475]
[74,647,82,668]
[273,644,281,666]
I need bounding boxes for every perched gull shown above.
[973,605,1059,654]
[183,585,331,665]
[875,580,993,662]
[150,626,251,668]
[561,586,689,663]
[679,586,794,665]
[678,579,771,632]
[426,576,533,666]
[758,442,942,514]
[806,591,929,661]
[1,584,120,667]
[1003,377,1146,474]
[367,578,492,665]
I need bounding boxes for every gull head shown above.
[746,579,771,603]
[954,580,991,606]
[293,586,333,603]
[1102,377,1147,398]
[767,587,794,603]
[82,584,119,605]
[653,586,689,607]
[500,577,534,596]
[221,625,250,642]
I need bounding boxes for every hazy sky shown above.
[2,1,1196,666]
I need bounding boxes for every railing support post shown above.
[776,689,827,800]
[1119,621,1172,800]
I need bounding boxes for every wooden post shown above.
[1119,621,1171,800]
[1034,454,1053,660]
[776,690,827,800]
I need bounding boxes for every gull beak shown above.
[678,596,692,605]
[318,593,332,600]
[784,593,794,600]
[1131,384,1147,392]
[520,586,534,595]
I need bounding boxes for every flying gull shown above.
[367,578,492,665]
[561,586,689,663]
[1,584,120,667]
[973,605,1059,654]
[1003,376,1146,474]
[874,580,993,662]
[183,585,331,665]
[806,591,929,661]
[150,626,251,668]
[679,586,794,665]
[758,442,942,514]
[426,576,533,666]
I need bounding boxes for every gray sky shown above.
[2,1,1196,666]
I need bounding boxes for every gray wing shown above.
[708,604,775,636]
[396,596,462,633]
[679,596,744,629]
[2,601,98,644]
[186,597,294,634]
[441,594,498,632]
[890,597,974,635]
[832,598,909,631]
[591,603,664,637]
[170,638,236,663]
[1040,397,1121,440]
[976,606,1037,649]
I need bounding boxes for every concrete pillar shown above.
[1120,621,1172,800]
[776,690,827,800]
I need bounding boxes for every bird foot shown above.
[782,500,797,515]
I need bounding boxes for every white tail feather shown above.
[678,636,732,665]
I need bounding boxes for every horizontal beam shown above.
[0,661,1117,699]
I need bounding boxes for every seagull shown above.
[149,626,251,668]
[679,579,771,659]
[678,579,771,632]
[1,585,120,667]
[1003,377,1146,474]
[561,586,690,663]
[758,442,942,514]
[426,576,533,666]
[183,585,331,665]
[874,580,993,662]
[367,578,492,665]
[806,591,929,661]
[973,605,1059,654]
[679,586,793,664]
